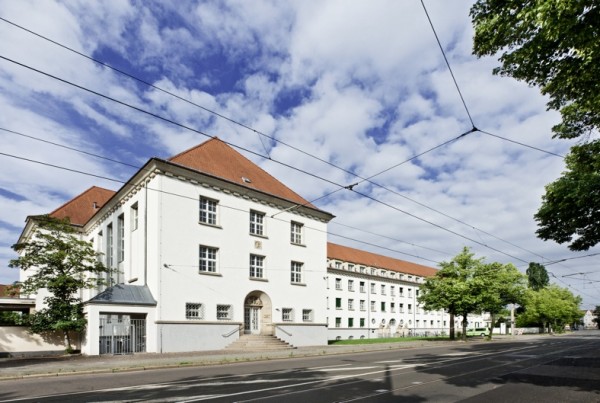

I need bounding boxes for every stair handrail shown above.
[275,325,292,336]
[222,325,242,338]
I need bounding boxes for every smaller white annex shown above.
[13,137,485,355]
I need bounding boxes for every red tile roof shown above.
[49,186,115,226]
[169,137,314,207]
[327,242,438,277]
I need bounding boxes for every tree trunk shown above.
[461,314,468,341]
[449,313,455,340]
[64,331,72,353]
[488,313,495,340]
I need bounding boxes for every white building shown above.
[582,309,598,329]
[326,243,452,340]
[15,137,483,355]
[18,138,333,355]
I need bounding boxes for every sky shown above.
[0,0,597,309]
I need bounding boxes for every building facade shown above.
[15,137,485,355]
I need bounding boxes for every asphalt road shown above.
[1,331,599,402]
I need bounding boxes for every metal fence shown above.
[99,317,146,355]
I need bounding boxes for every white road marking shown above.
[314,366,378,372]
[307,363,352,370]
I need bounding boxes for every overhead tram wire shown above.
[0,16,353,176]
[0,125,452,259]
[0,17,567,266]
[418,0,575,265]
[420,0,475,129]
[0,54,342,191]
[479,130,565,159]
[0,127,140,170]
[0,56,561,266]
[0,150,443,266]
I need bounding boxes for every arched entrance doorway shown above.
[243,291,272,335]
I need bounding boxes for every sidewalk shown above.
[0,336,518,381]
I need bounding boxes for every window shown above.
[335,261,342,269]
[381,302,386,312]
[408,304,413,314]
[199,197,218,225]
[282,308,293,322]
[399,287,404,297]
[199,246,218,273]
[348,299,354,310]
[381,284,386,295]
[335,298,342,309]
[335,278,342,290]
[335,317,341,328]
[302,309,313,322]
[348,318,354,328]
[106,223,113,269]
[391,302,396,313]
[348,264,354,271]
[416,289,420,297]
[290,221,303,244]
[360,300,366,311]
[391,286,395,296]
[131,203,139,231]
[360,318,365,328]
[249,254,264,278]
[348,280,354,291]
[217,304,232,320]
[360,266,366,274]
[400,303,404,313]
[371,301,376,312]
[408,288,412,298]
[291,261,303,283]
[117,214,125,262]
[186,303,204,319]
[360,281,365,293]
[370,283,376,293]
[249,210,265,236]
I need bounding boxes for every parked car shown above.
[466,327,490,337]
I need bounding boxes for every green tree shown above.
[475,262,526,340]
[526,262,550,290]
[593,305,600,329]
[471,1,600,250]
[534,141,600,250]
[419,247,485,341]
[471,0,600,140]
[9,216,110,351]
[518,285,582,332]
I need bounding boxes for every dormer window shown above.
[242,177,252,183]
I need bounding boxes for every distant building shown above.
[582,309,598,329]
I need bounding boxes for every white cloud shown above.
[0,0,597,307]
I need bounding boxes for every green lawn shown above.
[328,336,449,345]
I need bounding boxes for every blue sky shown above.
[0,0,597,309]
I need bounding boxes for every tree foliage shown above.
[517,285,582,332]
[534,141,600,250]
[471,0,600,140]
[593,305,600,329]
[9,216,110,351]
[475,261,526,339]
[526,262,550,290]
[418,247,525,340]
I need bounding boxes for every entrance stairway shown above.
[225,334,295,351]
